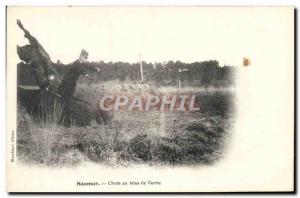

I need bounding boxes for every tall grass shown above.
[18,96,68,165]
[37,95,65,128]
[17,82,235,166]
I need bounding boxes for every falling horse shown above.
[18,63,108,127]
[17,19,112,127]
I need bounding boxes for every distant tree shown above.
[52,59,236,86]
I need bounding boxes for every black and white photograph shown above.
[16,18,236,167]
[6,6,294,192]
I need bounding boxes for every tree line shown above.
[54,60,236,87]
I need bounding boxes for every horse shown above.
[17,19,113,127]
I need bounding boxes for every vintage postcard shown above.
[6,6,294,192]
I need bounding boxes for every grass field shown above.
[17,82,235,167]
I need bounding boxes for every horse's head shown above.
[17,45,60,90]
[17,45,35,63]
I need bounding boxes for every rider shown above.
[58,49,94,98]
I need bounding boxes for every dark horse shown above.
[17,19,112,127]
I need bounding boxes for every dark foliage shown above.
[128,134,151,162]
[53,60,236,86]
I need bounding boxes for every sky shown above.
[7,6,292,66]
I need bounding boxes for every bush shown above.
[128,134,151,162]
